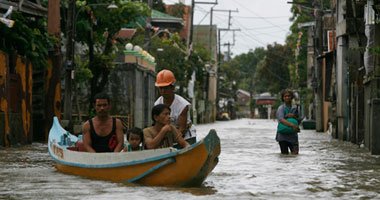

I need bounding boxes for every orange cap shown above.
[155,69,176,87]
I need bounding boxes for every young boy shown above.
[122,127,144,152]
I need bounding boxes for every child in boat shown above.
[122,127,144,152]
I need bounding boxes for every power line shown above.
[224,34,291,84]
[230,0,289,32]
[235,31,294,65]
[237,31,294,63]
[231,19,289,39]
[221,30,228,40]
[244,24,291,30]
[222,34,303,86]
[234,15,291,19]
[195,5,208,12]
[197,11,209,25]
[215,14,291,19]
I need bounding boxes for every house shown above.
[192,25,218,123]
[235,89,251,118]
[166,4,192,42]
[255,92,276,119]
[0,0,52,146]
[304,0,380,154]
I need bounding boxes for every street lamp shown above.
[63,1,118,125]
[107,2,118,9]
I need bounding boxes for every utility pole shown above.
[190,0,217,49]
[64,0,75,123]
[314,0,324,132]
[211,8,238,112]
[189,0,195,47]
[223,28,240,61]
[144,0,153,51]
[217,28,239,111]
[226,42,231,61]
[208,6,214,52]
[189,0,217,123]
[209,8,237,52]
[47,0,62,139]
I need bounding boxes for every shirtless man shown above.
[82,93,124,153]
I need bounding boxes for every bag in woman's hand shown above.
[277,118,299,134]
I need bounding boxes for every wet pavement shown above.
[1,118,380,199]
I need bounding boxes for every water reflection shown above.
[163,184,217,196]
[1,119,380,199]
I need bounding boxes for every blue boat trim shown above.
[124,158,176,183]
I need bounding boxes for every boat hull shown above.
[48,117,220,186]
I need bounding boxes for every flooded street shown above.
[1,118,380,199]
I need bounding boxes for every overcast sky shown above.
[163,0,293,57]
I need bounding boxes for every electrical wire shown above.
[231,19,288,39]
[197,11,210,25]
[215,13,291,19]
[244,24,291,30]
[230,0,289,32]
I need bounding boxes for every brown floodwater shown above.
[1,119,380,199]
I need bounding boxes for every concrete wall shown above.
[106,63,156,129]
[0,51,33,146]
[335,36,348,140]
[371,98,380,154]
[364,79,380,154]
[208,72,217,122]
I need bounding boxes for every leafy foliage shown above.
[166,2,186,19]
[257,43,293,94]
[234,48,265,93]
[0,12,53,69]
[152,0,167,13]
[130,25,211,99]
[219,59,240,98]
[60,0,149,104]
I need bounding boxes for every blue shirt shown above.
[275,104,299,143]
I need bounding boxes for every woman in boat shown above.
[154,69,196,144]
[122,127,144,152]
[275,90,301,155]
[143,104,190,149]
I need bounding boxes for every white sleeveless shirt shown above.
[155,94,196,139]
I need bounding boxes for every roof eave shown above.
[0,0,47,17]
[151,18,184,26]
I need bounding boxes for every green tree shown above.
[131,28,211,99]
[256,43,293,94]
[61,0,148,106]
[234,48,265,94]
[0,12,52,70]
[286,0,314,89]
[220,59,240,97]
[166,2,185,19]
[152,0,167,13]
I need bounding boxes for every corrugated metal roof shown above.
[236,89,250,97]
[151,10,184,25]
[127,9,183,29]
[0,0,47,17]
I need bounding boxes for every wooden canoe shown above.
[48,117,220,186]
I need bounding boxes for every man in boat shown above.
[154,69,196,145]
[144,104,190,149]
[82,92,124,153]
